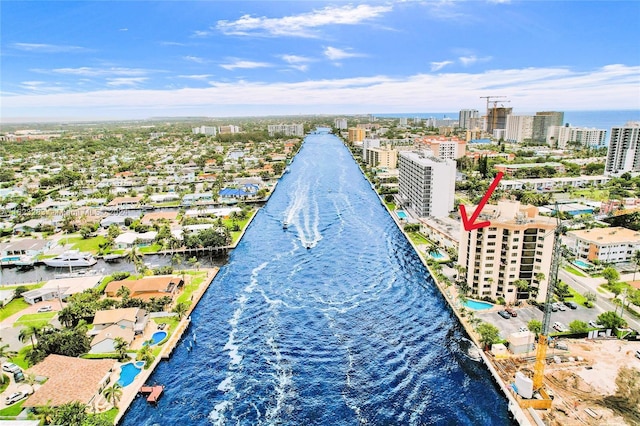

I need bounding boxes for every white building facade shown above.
[605,122,640,175]
[547,125,607,149]
[505,115,534,143]
[397,151,456,218]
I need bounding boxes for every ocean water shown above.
[121,129,513,425]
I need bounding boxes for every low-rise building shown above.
[105,275,184,302]
[565,227,640,264]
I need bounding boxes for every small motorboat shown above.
[283,221,289,229]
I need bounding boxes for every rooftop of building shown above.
[567,226,640,244]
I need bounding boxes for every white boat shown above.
[44,251,97,268]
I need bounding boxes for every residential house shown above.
[114,231,157,249]
[92,307,148,335]
[105,275,184,302]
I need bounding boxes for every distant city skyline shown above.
[1,1,639,122]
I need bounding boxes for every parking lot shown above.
[476,303,603,339]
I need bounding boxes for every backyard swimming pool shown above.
[396,210,408,219]
[429,251,444,259]
[463,299,494,310]
[117,362,142,387]
[143,331,168,347]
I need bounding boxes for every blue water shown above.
[396,210,408,219]
[464,300,494,311]
[143,331,167,346]
[121,129,512,425]
[573,260,594,269]
[117,362,142,387]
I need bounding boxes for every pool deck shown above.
[113,267,218,425]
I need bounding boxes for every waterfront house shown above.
[114,231,158,249]
[92,307,148,335]
[22,276,104,305]
[105,275,184,302]
[90,324,135,354]
[24,354,115,409]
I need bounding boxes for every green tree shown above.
[173,301,190,319]
[19,323,44,348]
[136,344,155,369]
[569,320,589,333]
[126,247,143,273]
[597,311,626,330]
[527,319,542,335]
[35,401,55,425]
[51,401,87,426]
[602,266,620,286]
[113,337,129,362]
[0,343,17,360]
[584,291,597,307]
[102,383,123,408]
[476,322,500,349]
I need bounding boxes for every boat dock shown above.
[139,385,164,403]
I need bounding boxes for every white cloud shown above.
[324,47,364,62]
[279,54,313,71]
[11,43,88,53]
[3,65,639,119]
[459,55,492,66]
[219,60,272,71]
[215,4,392,38]
[177,74,213,80]
[119,28,128,32]
[184,56,207,64]
[106,77,148,87]
[430,61,454,72]
[42,67,150,77]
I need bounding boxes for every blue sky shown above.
[1,1,639,121]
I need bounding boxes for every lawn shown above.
[564,265,587,277]
[227,211,257,244]
[0,299,29,321]
[14,312,56,327]
[570,188,609,202]
[385,202,396,211]
[0,399,25,417]
[176,271,208,305]
[407,232,430,246]
[67,235,108,253]
[139,243,162,254]
[10,346,32,370]
[565,286,588,306]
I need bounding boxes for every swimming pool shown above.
[463,299,494,310]
[396,210,408,219]
[143,331,168,347]
[573,260,594,269]
[117,362,142,387]
[429,251,444,259]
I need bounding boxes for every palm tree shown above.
[35,401,55,425]
[116,285,131,300]
[103,383,123,408]
[19,324,43,348]
[173,301,190,319]
[136,345,154,368]
[126,247,143,273]
[0,343,17,361]
[632,250,640,282]
[113,337,129,362]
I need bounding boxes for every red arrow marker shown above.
[459,172,504,232]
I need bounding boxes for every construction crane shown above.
[532,208,563,391]
[479,96,510,134]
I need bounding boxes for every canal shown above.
[121,129,512,425]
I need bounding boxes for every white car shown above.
[553,322,567,332]
[556,303,567,311]
[5,391,26,405]
[588,320,601,328]
[37,305,52,313]
[1,362,20,373]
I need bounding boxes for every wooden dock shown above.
[140,385,164,403]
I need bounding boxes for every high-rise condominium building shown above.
[459,109,479,130]
[487,107,512,133]
[458,201,556,304]
[546,125,607,149]
[348,128,366,143]
[505,115,534,143]
[532,111,564,143]
[267,124,304,137]
[192,126,217,136]
[605,122,640,175]
[362,138,381,161]
[397,151,456,218]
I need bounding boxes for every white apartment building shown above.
[605,122,640,175]
[268,124,304,137]
[397,151,456,218]
[334,118,348,130]
[565,227,640,264]
[458,201,556,304]
[459,109,479,130]
[192,126,217,136]
[362,138,381,161]
[547,125,607,149]
[505,115,534,143]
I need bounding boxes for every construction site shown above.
[491,338,639,425]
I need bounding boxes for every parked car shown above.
[2,362,21,374]
[498,310,511,319]
[553,322,567,332]
[556,303,567,311]
[37,305,52,313]
[555,342,568,350]
[564,301,578,309]
[5,391,26,405]
[588,320,602,328]
[505,307,518,317]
